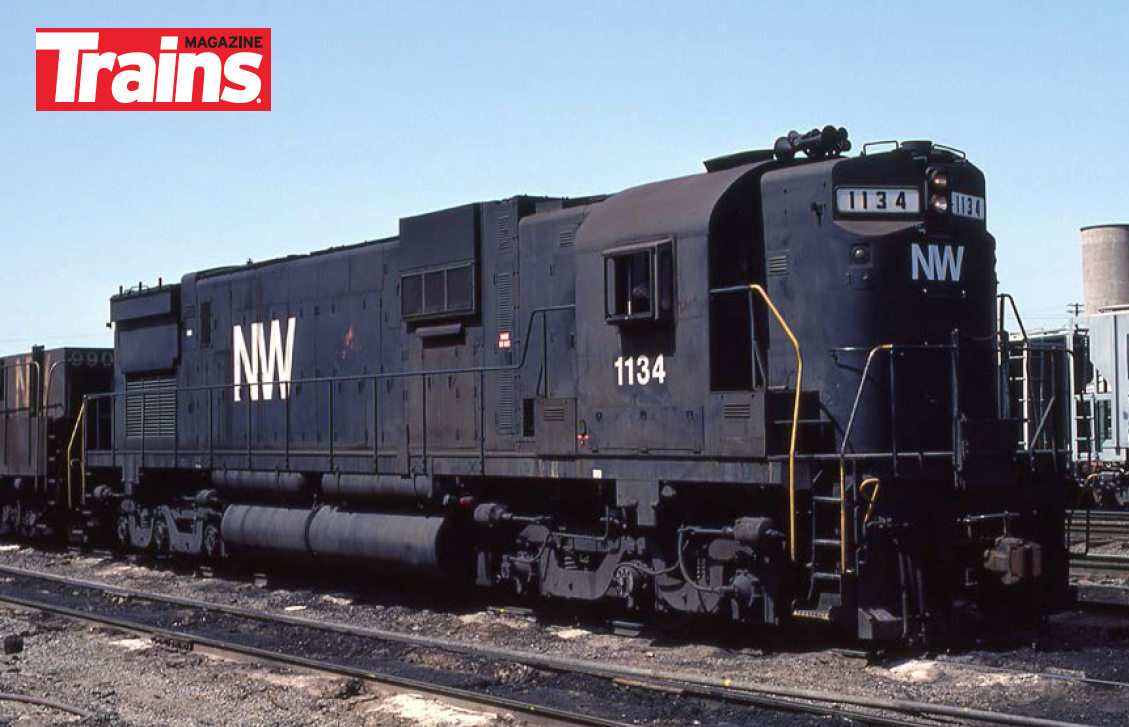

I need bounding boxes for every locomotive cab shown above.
[753,139,1066,638]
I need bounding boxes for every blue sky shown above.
[2,1,1126,349]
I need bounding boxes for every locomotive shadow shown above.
[197,558,881,655]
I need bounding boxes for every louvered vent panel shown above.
[723,402,752,419]
[559,228,575,246]
[542,404,566,422]
[497,214,512,249]
[768,253,790,276]
[497,371,515,434]
[496,273,514,334]
[125,376,177,438]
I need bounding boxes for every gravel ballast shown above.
[0,545,1126,726]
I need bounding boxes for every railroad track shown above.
[1071,553,1129,573]
[1066,510,1129,575]
[0,562,1092,727]
[1067,509,1129,542]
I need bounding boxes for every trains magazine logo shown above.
[35,28,271,110]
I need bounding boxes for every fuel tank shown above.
[220,505,467,578]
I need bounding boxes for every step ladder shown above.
[1074,395,1095,465]
[1007,344,1031,449]
[794,472,847,621]
[768,388,847,622]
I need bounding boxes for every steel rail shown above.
[0,692,93,719]
[0,588,632,727]
[1070,553,1129,572]
[931,656,1129,691]
[0,563,1095,727]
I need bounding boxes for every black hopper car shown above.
[1,128,1072,643]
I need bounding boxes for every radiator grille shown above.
[723,402,752,419]
[125,376,177,438]
[498,371,515,434]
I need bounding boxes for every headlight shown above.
[928,168,949,190]
[930,194,949,214]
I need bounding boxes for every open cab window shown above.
[603,239,674,325]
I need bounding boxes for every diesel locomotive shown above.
[1,128,1070,642]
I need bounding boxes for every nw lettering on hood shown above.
[233,318,296,402]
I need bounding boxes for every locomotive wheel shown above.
[0,502,20,537]
[19,509,38,540]
[153,520,170,555]
[202,523,222,561]
[116,517,131,549]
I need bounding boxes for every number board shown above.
[835,187,920,215]
[951,192,985,220]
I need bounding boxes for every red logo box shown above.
[36,28,271,110]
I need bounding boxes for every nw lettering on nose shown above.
[233,318,296,402]
[911,243,964,282]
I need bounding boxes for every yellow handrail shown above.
[748,284,802,563]
[859,477,882,523]
[1079,472,1102,508]
[65,399,88,510]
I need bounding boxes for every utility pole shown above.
[1068,302,1083,317]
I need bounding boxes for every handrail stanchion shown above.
[379,377,383,474]
[246,382,253,469]
[43,361,64,497]
[81,397,88,505]
[839,344,893,574]
[328,379,335,472]
[888,352,898,478]
[65,399,88,511]
[747,284,802,565]
[479,369,486,475]
[951,330,961,480]
[207,388,213,469]
[140,387,147,469]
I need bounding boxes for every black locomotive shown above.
[1,128,1070,642]
[0,347,113,538]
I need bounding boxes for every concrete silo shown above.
[1082,224,1129,313]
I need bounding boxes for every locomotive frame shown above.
[2,128,1073,643]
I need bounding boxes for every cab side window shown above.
[604,239,674,325]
